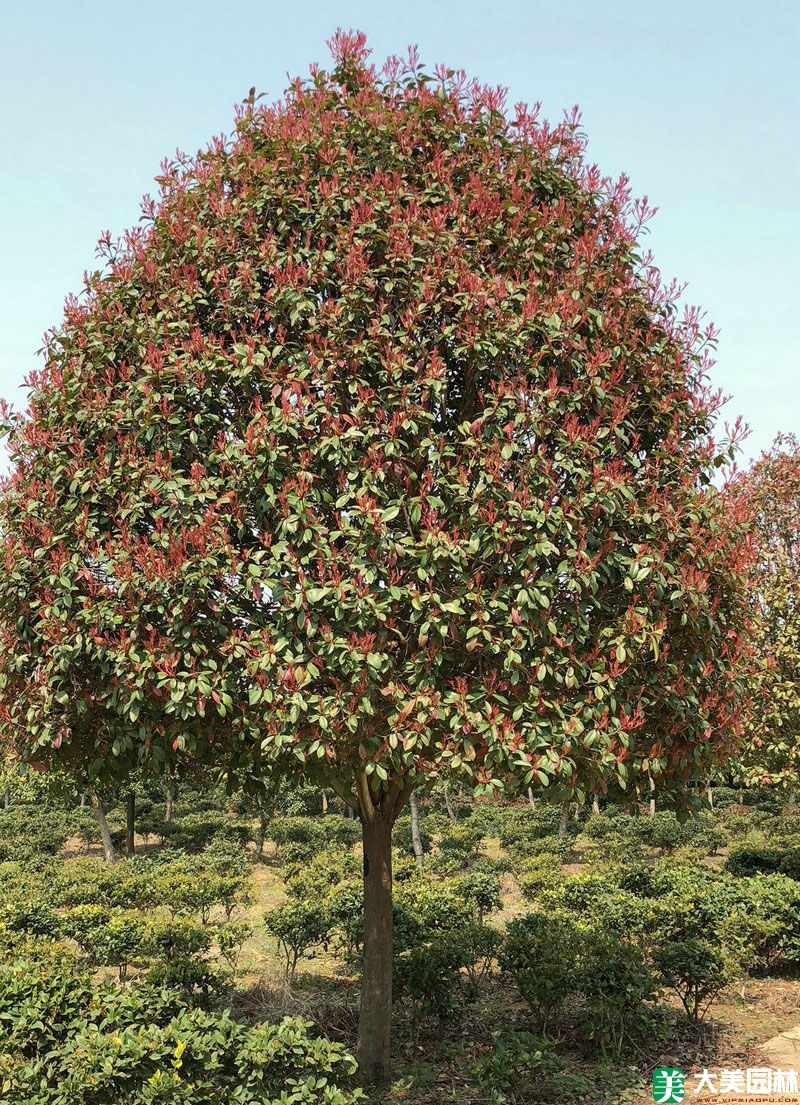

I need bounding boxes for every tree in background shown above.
[0,32,752,1083]
[734,436,800,793]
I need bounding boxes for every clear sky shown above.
[1,0,797,465]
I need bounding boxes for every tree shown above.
[734,436,800,792]
[0,31,751,1084]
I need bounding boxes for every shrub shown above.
[0,959,364,1105]
[578,928,657,1051]
[0,807,69,860]
[654,938,733,1021]
[516,853,562,900]
[472,1031,558,1103]
[448,871,502,922]
[71,909,150,981]
[285,851,360,901]
[437,824,483,866]
[725,846,784,877]
[394,880,472,947]
[0,896,60,937]
[394,936,468,1020]
[264,901,330,979]
[500,911,580,1031]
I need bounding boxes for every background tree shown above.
[0,31,751,1084]
[734,436,800,793]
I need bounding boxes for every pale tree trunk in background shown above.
[527,787,537,811]
[648,776,656,818]
[164,783,174,823]
[706,783,714,810]
[321,790,328,815]
[591,795,600,816]
[88,788,116,864]
[558,800,570,841]
[787,792,797,809]
[125,791,136,856]
[409,792,424,868]
[443,785,457,823]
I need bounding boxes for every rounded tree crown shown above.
[0,32,751,800]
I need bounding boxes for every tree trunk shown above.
[443,785,457,823]
[591,794,600,816]
[648,776,656,818]
[558,800,570,841]
[321,790,328,816]
[358,813,394,1087]
[526,787,536,811]
[165,784,174,823]
[255,815,266,859]
[89,788,116,863]
[125,790,136,856]
[409,792,424,868]
[706,783,714,810]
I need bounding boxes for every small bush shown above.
[264,901,330,979]
[500,911,580,1032]
[654,938,733,1021]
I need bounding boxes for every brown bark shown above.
[88,788,116,864]
[357,809,394,1086]
[125,790,136,856]
[409,792,424,868]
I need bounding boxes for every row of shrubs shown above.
[0,946,363,1104]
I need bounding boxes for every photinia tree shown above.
[0,32,752,1083]
[733,436,800,793]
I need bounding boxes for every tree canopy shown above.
[0,31,754,1081]
[0,32,749,801]
[735,436,800,790]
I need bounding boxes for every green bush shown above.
[654,938,733,1021]
[392,818,432,858]
[472,1030,558,1103]
[0,956,364,1105]
[516,853,562,900]
[447,871,502,922]
[500,911,580,1031]
[264,901,331,979]
[725,845,784,877]
[0,807,69,860]
[577,927,657,1050]
[285,851,359,901]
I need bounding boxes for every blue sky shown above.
[1,0,797,464]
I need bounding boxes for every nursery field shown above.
[2,780,800,1104]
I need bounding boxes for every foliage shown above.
[0,36,751,826]
[264,901,331,979]
[653,939,733,1022]
[0,955,363,1104]
[734,437,800,791]
[500,911,580,1031]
